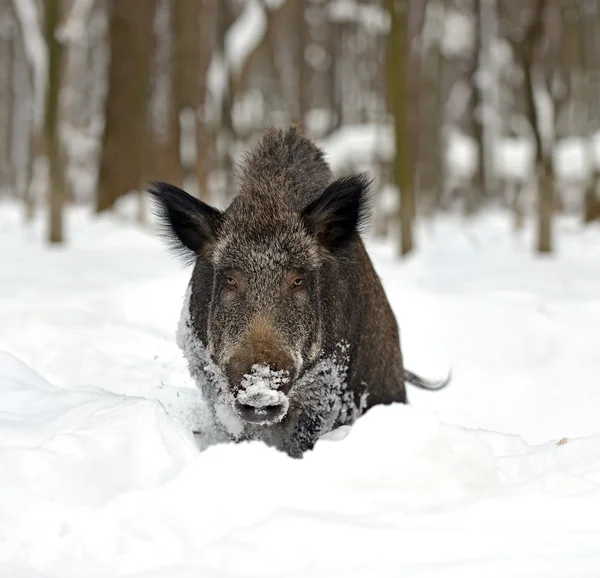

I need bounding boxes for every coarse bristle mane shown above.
[235,126,334,210]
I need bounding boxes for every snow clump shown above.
[237,364,290,410]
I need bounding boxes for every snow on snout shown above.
[237,364,290,410]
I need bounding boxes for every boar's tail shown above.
[404,369,451,391]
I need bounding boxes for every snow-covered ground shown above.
[2,201,600,577]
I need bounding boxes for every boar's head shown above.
[149,127,371,436]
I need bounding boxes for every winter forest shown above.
[2,0,600,251]
[2,1,600,577]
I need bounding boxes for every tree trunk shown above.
[536,161,553,253]
[174,0,199,110]
[387,0,414,256]
[480,0,499,203]
[418,0,445,216]
[147,0,182,188]
[511,181,525,231]
[584,175,600,223]
[327,19,342,132]
[9,0,37,220]
[0,1,14,195]
[407,0,425,218]
[295,0,310,130]
[173,0,200,191]
[467,0,486,215]
[22,134,38,223]
[522,0,552,254]
[432,34,445,214]
[217,0,235,205]
[195,0,218,203]
[581,0,600,223]
[45,0,64,244]
[96,0,154,213]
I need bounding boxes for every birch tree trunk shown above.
[522,0,553,254]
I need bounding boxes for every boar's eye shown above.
[291,276,304,288]
[226,276,237,287]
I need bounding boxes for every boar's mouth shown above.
[232,365,292,426]
[233,399,289,425]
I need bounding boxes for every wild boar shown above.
[149,126,448,458]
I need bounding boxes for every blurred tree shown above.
[500,0,530,231]
[581,0,600,222]
[418,0,444,215]
[467,0,485,215]
[174,0,200,110]
[327,10,342,132]
[5,0,600,252]
[146,0,182,189]
[294,0,310,129]
[215,0,236,203]
[0,0,15,196]
[521,0,553,253]
[45,0,66,243]
[96,0,154,213]
[195,0,218,203]
[60,0,108,206]
[10,0,46,222]
[388,0,414,255]
[407,0,426,216]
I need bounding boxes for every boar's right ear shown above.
[148,181,222,264]
[302,173,371,252]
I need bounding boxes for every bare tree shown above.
[96,0,154,213]
[194,0,219,203]
[418,0,445,215]
[45,0,65,243]
[0,0,15,196]
[501,1,530,231]
[173,0,201,193]
[581,0,600,222]
[521,0,553,253]
[294,0,310,129]
[467,0,486,215]
[146,0,182,188]
[388,0,414,255]
[407,0,426,217]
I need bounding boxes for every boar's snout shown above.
[225,316,299,425]
[224,317,300,390]
[226,351,298,394]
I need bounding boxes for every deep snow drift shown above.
[1,201,600,577]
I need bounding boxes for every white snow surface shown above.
[2,202,600,576]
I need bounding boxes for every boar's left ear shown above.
[148,181,222,264]
[302,173,372,252]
